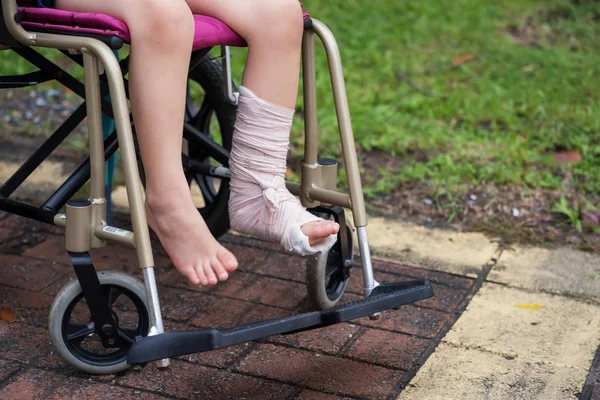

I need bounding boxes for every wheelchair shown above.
[0,0,433,374]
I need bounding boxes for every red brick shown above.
[90,244,171,272]
[0,227,12,243]
[157,248,301,294]
[156,266,188,287]
[0,285,55,327]
[117,358,297,399]
[221,233,283,253]
[197,270,252,297]
[0,215,25,230]
[156,286,213,323]
[0,359,22,382]
[372,260,475,290]
[165,270,307,311]
[354,305,452,339]
[160,265,308,311]
[0,321,53,363]
[343,328,429,370]
[248,252,306,282]
[22,235,69,265]
[189,295,288,329]
[42,273,77,296]
[1,369,170,399]
[267,323,360,355]
[236,344,404,398]
[157,265,227,290]
[220,242,270,272]
[20,232,170,273]
[179,343,250,369]
[0,254,69,292]
[294,390,354,400]
[210,271,307,310]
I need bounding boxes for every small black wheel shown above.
[49,271,149,375]
[184,53,236,239]
[306,219,354,310]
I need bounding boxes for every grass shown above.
[2,0,600,204]
[269,0,600,202]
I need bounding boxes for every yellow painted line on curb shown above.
[400,283,600,400]
[514,303,544,310]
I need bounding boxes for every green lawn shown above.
[2,0,599,204]
[278,0,600,202]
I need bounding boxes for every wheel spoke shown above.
[67,323,95,344]
[107,287,121,307]
[117,328,139,345]
[325,264,340,279]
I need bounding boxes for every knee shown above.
[129,0,194,50]
[246,0,303,48]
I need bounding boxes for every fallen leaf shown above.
[522,64,535,72]
[514,304,543,310]
[452,54,476,65]
[0,307,17,323]
[552,151,582,164]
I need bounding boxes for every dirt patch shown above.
[367,177,600,252]
[501,3,598,48]
[502,18,544,48]
[0,87,85,142]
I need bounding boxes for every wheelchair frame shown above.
[1,0,433,371]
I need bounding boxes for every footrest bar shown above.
[127,279,433,365]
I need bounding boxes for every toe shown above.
[203,263,218,286]
[217,246,238,272]
[211,258,229,282]
[182,266,200,286]
[329,221,340,234]
[303,221,339,239]
[194,264,208,286]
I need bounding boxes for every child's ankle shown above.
[145,186,193,214]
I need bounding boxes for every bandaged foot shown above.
[228,86,339,255]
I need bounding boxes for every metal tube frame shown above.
[1,0,169,366]
[300,19,378,296]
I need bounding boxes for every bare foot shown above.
[302,220,340,246]
[145,195,238,286]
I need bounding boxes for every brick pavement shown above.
[0,212,477,399]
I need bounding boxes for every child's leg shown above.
[54,0,238,286]
[185,0,340,253]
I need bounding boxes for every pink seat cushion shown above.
[17,7,309,50]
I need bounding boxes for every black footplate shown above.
[127,280,433,365]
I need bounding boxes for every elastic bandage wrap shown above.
[228,86,337,255]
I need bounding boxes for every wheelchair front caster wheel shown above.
[306,220,353,310]
[49,271,149,375]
